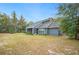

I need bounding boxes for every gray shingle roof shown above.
[27,18,59,29]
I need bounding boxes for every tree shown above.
[0,11,27,33]
[11,11,17,33]
[0,13,10,32]
[76,16,79,39]
[17,15,26,32]
[26,21,33,27]
[58,4,79,39]
[0,13,4,32]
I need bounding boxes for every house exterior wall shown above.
[38,28,48,35]
[27,28,61,35]
[32,28,38,34]
[38,28,60,35]
[26,28,32,33]
[48,28,59,35]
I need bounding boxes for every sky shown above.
[0,3,59,22]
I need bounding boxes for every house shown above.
[26,18,62,35]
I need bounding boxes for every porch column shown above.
[32,28,35,34]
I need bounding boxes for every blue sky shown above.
[0,3,59,22]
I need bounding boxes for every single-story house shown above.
[26,18,62,35]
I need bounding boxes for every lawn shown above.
[0,33,79,55]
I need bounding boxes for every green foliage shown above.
[0,11,27,33]
[26,21,33,27]
[58,4,79,39]
[11,11,18,33]
[0,13,10,32]
[17,15,26,32]
[8,25,15,33]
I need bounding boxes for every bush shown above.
[8,26,15,33]
[25,32,33,35]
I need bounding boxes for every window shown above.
[38,29,46,34]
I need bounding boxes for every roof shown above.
[27,18,59,29]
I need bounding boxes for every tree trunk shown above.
[76,17,79,40]
[76,34,79,40]
[76,27,79,40]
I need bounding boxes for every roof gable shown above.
[27,18,59,28]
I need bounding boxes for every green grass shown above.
[0,33,79,55]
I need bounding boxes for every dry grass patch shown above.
[0,33,79,55]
